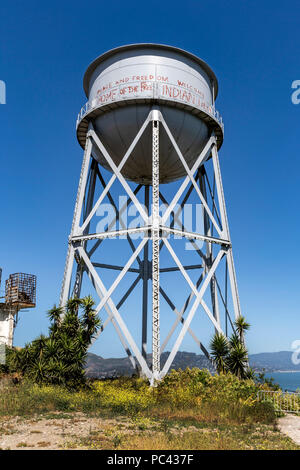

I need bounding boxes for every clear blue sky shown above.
[1,0,299,357]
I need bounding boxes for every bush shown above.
[0,368,277,425]
[154,368,276,424]
[3,297,101,389]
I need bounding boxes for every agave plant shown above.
[234,315,250,346]
[210,333,229,374]
[47,305,63,325]
[244,367,256,380]
[6,296,101,388]
[210,316,251,380]
[27,358,48,383]
[226,339,249,379]
[228,333,240,349]
[81,296,101,343]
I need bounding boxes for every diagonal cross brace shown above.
[163,238,223,333]
[160,116,223,237]
[162,136,216,225]
[93,238,147,316]
[160,284,211,361]
[78,246,152,379]
[87,184,142,258]
[160,248,225,379]
[92,274,142,343]
[85,268,138,371]
[79,113,152,234]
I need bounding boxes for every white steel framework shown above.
[60,109,241,383]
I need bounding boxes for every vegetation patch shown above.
[0,302,297,450]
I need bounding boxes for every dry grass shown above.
[118,430,299,451]
[75,423,300,450]
[0,370,275,426]
[1,369,297,450]
[119,431,240,450]
[1,410,298,451]
[36,441,51,447]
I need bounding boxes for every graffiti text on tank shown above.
[93,73,211,114]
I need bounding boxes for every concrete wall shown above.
[0,308,15,347]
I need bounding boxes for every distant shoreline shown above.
[266,370,300,374]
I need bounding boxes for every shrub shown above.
[0,368,277,425]
[155,368,276,424]
[4,296,101,388]
[210,315,251,379]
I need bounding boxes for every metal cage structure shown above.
[5,273,37,309]
[0,272,37,347]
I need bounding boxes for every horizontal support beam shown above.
[160,264,203,273]
[91,262,203,274]
[92,263,140,273]
[161,226,231,247]
[72,226,230,246]
[71,226,151,243]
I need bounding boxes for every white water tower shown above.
[60,44,242,384]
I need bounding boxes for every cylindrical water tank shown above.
[77,44,224,184]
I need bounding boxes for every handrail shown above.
[76,82,224,131]
[257,389,300,413]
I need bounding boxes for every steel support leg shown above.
[73,158,98,298]
[60,136,93,307]
[151,118,160,383]
[142,185,150,361]
[211,144,241,320]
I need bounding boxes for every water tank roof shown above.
[83,43,219,99]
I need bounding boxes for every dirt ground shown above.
[1,412,300,450]
[0,412,131,450]
[0,412,191,450]
[278,415,300,445]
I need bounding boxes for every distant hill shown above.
[85,350,300,378]
[85,351,214,378]
[249,351,300,373]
